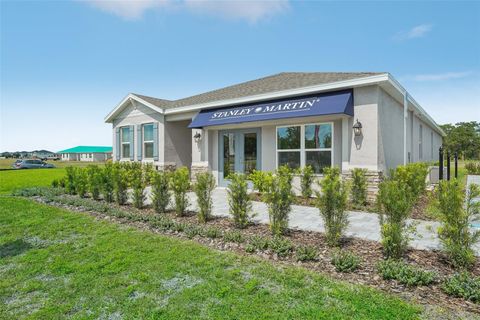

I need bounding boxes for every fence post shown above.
[447,151,451,181]
[439,146,443,180]
[454,152,458,179]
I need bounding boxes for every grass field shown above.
[0,158,106,170]
[0,169,66,195]
[0,197,420,319]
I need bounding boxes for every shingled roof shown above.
[132,72,384,109]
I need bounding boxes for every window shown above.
[277,123,333,174]
[419,124,423,160]
[143,123,154,159]
[121,126,131,158]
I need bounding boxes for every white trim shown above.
[105,93,165,123]
[142,122,154,160]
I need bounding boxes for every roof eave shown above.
[104,93,165,123]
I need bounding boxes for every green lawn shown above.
[0,169,66,195]
[0,197,421,319]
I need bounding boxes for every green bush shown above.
[315,167,349,247]
[377,180,413,259]
[465,161,480,175]
[204,226,222,239]
[248,235,270,252]
[435,180,480,269]
[223,230,244,243]
[390,162,429,204]
[151,171,170,214]
[75,168,88,198]
[296,245,318,262]
[64,166,77,195]
[102,163,115,203]
[113,164,129,205]
[248,170,272,194]
[130,165,146,209]
[86,165,103,200]
[331,250,360,272]
[184,225,201,239]
[350,168,368,207]
[442,272,480,303]
[300,165,314,198]
[269,236,293,257]
[12,186,65,198]
[227,173,253,229]
[377,259,436,286]
[170,167,190,216]
[194,172,216,223]
[263,166,294,236]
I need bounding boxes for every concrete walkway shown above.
[144,187,480,255]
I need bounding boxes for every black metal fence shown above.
[439,146,458,181]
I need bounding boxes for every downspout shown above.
[403,92,408,165]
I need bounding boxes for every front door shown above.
[219,128,261,186]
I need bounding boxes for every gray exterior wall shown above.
[164,120,192,168]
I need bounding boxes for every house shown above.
[58,146,112,162]
[104,72,444,192]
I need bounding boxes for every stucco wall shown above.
[164,120,192,168]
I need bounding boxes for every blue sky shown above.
[1,0,479,151]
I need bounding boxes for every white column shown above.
[341,117,350,171]
[403,93,408,165]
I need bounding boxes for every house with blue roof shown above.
[58,146,112,162]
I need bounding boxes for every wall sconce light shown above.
[194,132,202,142]
[353,119,363,136]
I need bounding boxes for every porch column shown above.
[341,117,350,171]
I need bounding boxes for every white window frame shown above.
[120,126,131,159]
[142,123,154,159]
[276,122,334,174]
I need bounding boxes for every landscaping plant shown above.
[390,162,429,204]
[86,165,103,200]
[130,165,146,209]
[101,163,115,203]
[170,167,190,216]
[227,173,253,229]
[435,180,480,269]
[248,169,272,194]
[223,230,244,243]
[315,167,349,247]
[75,168,88,198]
[376,179,414,259]
[269,236,293,257]
[193,172,216,223]
[113,164,129,205]
[350,168,368,208]
[300,165,314,198]
[377,259,436,287]
[331,250,360,272]
[296,245,318,262]
[263,165,294,236]
[465,161,480,175]
[442,272,480,303]
[151,170,170,213]
[64,166,77,195]
[248,235,270,252]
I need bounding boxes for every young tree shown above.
[227,173,253,229]
[170,167,190,216]
[350,168,368,208]
[193,172,216,223]
[151,171,170,214]
[300,165,314,198]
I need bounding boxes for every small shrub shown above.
[204,226,221,239]
[300,165,314,198]
[223,230,244,243]
[227,173,253,229]
[390,162,429,204]
[12,186,65,198]
[442,272,480,303]
[101,163,115,203]
[350,168,368,207]
[75,168,88,198]
[377,180,414,259]
[171,222,187,233]
[263,166,294,236]
[248,170,272,194]
[64,166,77,195]
[435,180,480,269]
[248,235,270,251]
[377,259,436,286]
[269,236,293,257]
[151,216,175,231]
[296,245,318,262]
[465,161,480,175]
[130,165,147,209]
[170,167,190,216]
[331,250,360,273]
[184,225,201,239]
[245,244,256,253]
[86,165,103,200]
[113,164,129,205]
[194,172,216,223]
[315,167,349,247]
[151,171,170,214]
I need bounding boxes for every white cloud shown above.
[394,24,432,41]
[410,71,473,82]
[85,0,289,22]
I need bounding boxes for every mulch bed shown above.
[33,196,479,314]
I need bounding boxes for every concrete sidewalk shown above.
[144,187,480,255]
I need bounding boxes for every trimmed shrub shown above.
[151,171,170,214]
[248,235,270,252]
[102,163,115,203]
[86,165,103,200]
[75,168,88,198]
[65,166,77,195]
[300,165,314,198]
[113,164,129,205]
[269,236,293,257]
[223,230,244,243]
[227,173,253,229]
[331,250,360,272]
[442,272,480,303]
[465,161,480,175]
[435,180,480,269]
[377,180,413,259]
[194,172,216,223]
[263,166,294,236]
[315,167,349,247]
[296,245,318,262]
[170,167,190,216]
[248,170,272,194]
[130,165,146,209]
[377,259,436,286]
[390,162,429,204]
[350,168,368,207]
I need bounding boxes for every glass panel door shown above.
[223,133,235,179]
[243,132,257,175]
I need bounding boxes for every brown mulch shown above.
[33,196,479,315]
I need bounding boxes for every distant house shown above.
[58,146,112,162]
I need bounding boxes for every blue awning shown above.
[188,89,353,128]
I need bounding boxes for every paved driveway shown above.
[144,187,480,255]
